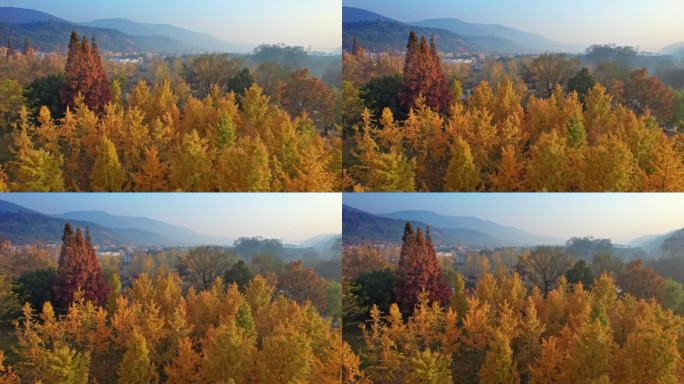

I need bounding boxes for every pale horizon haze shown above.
[0,0,342,51]
[0,193,342,244]
[344,0,684,51]
[343,193,684,243]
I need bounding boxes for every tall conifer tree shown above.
[88,37,111,111]
[5,38,14,58]
[60,32,110,113]
[400,32,451,114]
[395,223,451,312]
[54,224,110,308]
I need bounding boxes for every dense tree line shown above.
[0,272,352,383]
[343,34,684,192]
[0,33,341,192]
[356,272,683,383]
[343,224,684,383]
[0,223,348,383]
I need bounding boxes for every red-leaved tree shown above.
[395,223,450,312]
[399,32,451,114]
[53,223,109,309]
[59,32,111,113]
[619,68,674,125]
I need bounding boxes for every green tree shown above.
[361,74,403,120]
[201,322,256,383]
[25,74,65,118]
[106,272,122,313]
[223,260,254,291]
[11,147,65,192]
[90,136,125,192]
[0,79,25,131]
[444,137,479,191]
[326,281,343,319]
[565,260,595,289]
[10,108,65,192]
[13,268,56,313]
[226,68,255,97]
[479,331,520,384]
[350,269,397,316]
[567,67,596,102]
[0,274,19,325]
[42,345,90,384]
[169,130,213,191]
[118,329,157,384]
[663,279,684,314]
[407,349,453,383]
[450,272,469,320]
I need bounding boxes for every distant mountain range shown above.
[344,204,684,257]
[660,42,684,58]
[343,205,522,247]
[660,42,684,54]
[0,200,231,247]
[0,7,66,23]
[343,7,483,53]
[631,228,684,256]
[410,18,584,54]
[79,18,253,53]
[0,7,252,53]
[0,199,338,250]
[377,210,564,245]
[53,210,232,246]
[343,7,585,54]
[300,233,341,251]
[0,200,177,246]
[659,229,684,256]
[343,17,480,53]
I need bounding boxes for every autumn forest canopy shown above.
[343,33,684,192]
[342,222,684,383]
[0,220,348,383]
[4,1,684,382]
[0,32,342,192]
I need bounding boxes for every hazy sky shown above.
[344,0,684,51]
[0,0,341,51]
[1,193,341,243]
[344,193,684,243]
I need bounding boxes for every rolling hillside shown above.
[300,233,341,251]
[80,18,252,53]
[633,227,684,257]
[671,47,684,58]
[0,19,198,53]
[0,7,65,23]
[341,7,395,23]
[411,18,584,53]
[0,200,229,247]
[0,7,244,53]
[342,6,580,54]
[343,7,480,53]
[53,211,232,245]
[379,210,564,245]
[343,205,507,247]
[660,42,684,55]
[0,200,176,246]
[660,229,684,257]
[343,19,478,53]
